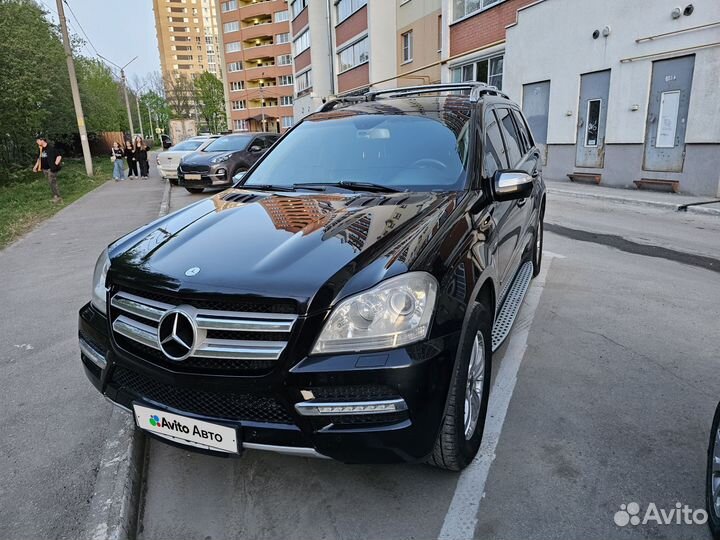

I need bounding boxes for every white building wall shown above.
[504,0,720,146]
[368,0,398,89]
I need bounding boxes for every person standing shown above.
[134,136,150,179]
[111,141,125,181]
[32,135,63,203]
[125,140,138,179]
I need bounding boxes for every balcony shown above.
[244,55,275,68]
[243,36,274,48]
[241,14,272,28]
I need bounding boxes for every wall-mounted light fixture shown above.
[671,7,682,18]
[631,104,640,112]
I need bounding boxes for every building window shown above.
[223,21,239,33]
[437,14,442,51]
[277,54,292,66]
[227,61,243,72]
[290,0,308,18]
[280,95,293,106]
[234,119,249,132]
[453,0,503,21]
[338,36,369,73]
[230,81,245,91]
[274,10,289,22]
[279,74,294,86]
[451,54,503,89]
[402,31,413,63]
[225,41,241,53]
[295,70,311,92]
[337,0,367,23]
[293,30,310,56]
[276,32,290,44]
[221,0,237,12]
[282,116,294,128]
[231,100,247,110]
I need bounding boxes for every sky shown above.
[42,0,161,84]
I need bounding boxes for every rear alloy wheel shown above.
[706,402,720,539]
[185,187,204,194]
[428,302,492,471]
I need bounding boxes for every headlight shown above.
[311,272,438,354]
[211,153,232,164]
[91,248,110,315]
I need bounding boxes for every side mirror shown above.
[232,171,246,182]
[494,171,534,201]
[249,145,263,153]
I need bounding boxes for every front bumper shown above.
[157,166,177,179]
[177,165,231,189]
[79,302,457,463]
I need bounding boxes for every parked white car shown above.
[156,136,219,184]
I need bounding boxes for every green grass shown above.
[0,158,111,248]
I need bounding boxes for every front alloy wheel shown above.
[706,402,720,539]
[464,332,486,440]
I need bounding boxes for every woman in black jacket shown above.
[134,136,150,179]
[124,140,137,179]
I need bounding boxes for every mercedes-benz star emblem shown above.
[185,266,200,277]
[157,308,197,361]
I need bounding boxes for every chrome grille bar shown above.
[110,290,296,362]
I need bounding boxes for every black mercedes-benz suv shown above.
[79,83,546,470]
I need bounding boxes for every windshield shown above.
[171,139,205,152]
[243,113,470,191]
[203,135,251,153]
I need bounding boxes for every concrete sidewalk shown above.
[0,172,166,540]
[546,178,720,216]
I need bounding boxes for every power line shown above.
[61,0,100,56]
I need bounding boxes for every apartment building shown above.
[397,0,442,86]
[291,0,397,119]
[153,0,223,79]
[440,0,536,88]
[217,0,295,133]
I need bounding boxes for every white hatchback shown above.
[156,136,219,183]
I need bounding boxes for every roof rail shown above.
[317,83,510,112]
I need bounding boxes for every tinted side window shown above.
[484,109,507,179]
[512,109,533,154]
[496,108,523,167]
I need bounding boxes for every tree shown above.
[140,91,171,137]
[163,72,195,120]
[194,71,226,133]
[0,0,74,165]
[76,58,128,132]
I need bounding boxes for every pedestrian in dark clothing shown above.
[111,142,125,180]
[33,135,63,203]
[125,140,138,179]
[134,136,150,179]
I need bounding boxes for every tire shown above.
[428,302,493,471]
[706,402,720,539]
[185,187,204,194]
[532,204,545,277]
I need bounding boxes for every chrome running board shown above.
[491,261,533,352]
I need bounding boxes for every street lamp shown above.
[98,54,138,137]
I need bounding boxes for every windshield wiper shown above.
[240,184,297,192]
[294,181,401,193]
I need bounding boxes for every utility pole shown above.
[135,94,144,137]
[99,54,138,139]
[147,105,154,143]
[121,68,135,137]
[56,0,93,176]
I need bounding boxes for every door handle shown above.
[516,198,527,207]
[531,169,539,178]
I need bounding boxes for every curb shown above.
[85,408,145,540]
[84,181,172,540]
[547,186,720,216]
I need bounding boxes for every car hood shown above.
[181,151,234,166]
[109,189,460,313]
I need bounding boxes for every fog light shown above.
[294,398,407,416]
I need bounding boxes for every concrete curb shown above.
[547,186,720,216]
[85,408,145,540]
[84,181,172,540]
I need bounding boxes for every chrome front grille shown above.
[110,290,297,371]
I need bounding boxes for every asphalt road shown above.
[0,164,166,540]
[135,186,720,540]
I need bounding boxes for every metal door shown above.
[643,55,695,172]
[522,81,550,162]
[575,70,610,168]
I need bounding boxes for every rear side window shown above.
[511,109,533,154]
[484,110,507,179]
[496,108,523,167]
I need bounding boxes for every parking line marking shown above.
[438,255,554,540]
